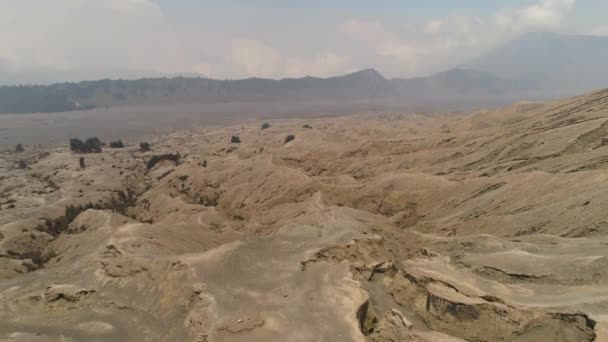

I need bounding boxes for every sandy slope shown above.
[1,89,608,341]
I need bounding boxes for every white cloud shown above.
[337,16,491,75]
[0,0,172,72]
[377,42,418,72]
[498,0,576,31]
[337,0,578,76]
[521,0,575,28]
[106,0,162,16]
[590,26,608,36]
[0,0,583,81]
[0,1,354,80]
[229,39,283,78]
[339,19,394,42]
[338,19,421,72]
[193,63,214,78]
[425,20,443,34]
[284,53,352,78]
[209,39,351,79]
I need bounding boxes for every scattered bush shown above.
[29,250,58,269]
[285,134,295,144]
[139,142,151,151]
[302,124,312,129]
[109,139,125,148]
[69,138,82,151]
[146,153,180,170]
[15,144,24,152]
[85,137,102,152]
[231,135,241,144]
[36,191,136,236]
[261,123,271,130]
[18,160,27,169]
[70,137,102,153]
[36,204,88,236]
[79,157,85,169]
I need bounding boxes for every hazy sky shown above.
[1,0,607,82]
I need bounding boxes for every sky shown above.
[0,0,607,82]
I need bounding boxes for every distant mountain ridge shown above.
[0,69,394,114]
[0,68,523,114]
[1,32,607,113]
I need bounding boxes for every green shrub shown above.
[109,139,125,148]
[231,135,241,144]
[70,137,101,153]
[69,138,83,152]
[261,123,271,130]
[285,134,295,144]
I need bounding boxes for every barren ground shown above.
[2,90,608,341]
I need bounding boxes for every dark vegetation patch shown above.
[157,169,174,181]
[285,134,296,144]
[146,153,180,170]
[109,139,125,148]
[70,137,102,153]
[139,142,151,152]
[231,135,241,144]
[6,249,58,271]
[36,190,137,237]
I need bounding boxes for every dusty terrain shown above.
[2,89,608,341]
[0,101,384,148]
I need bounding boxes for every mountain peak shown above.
[343,68,385,81]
